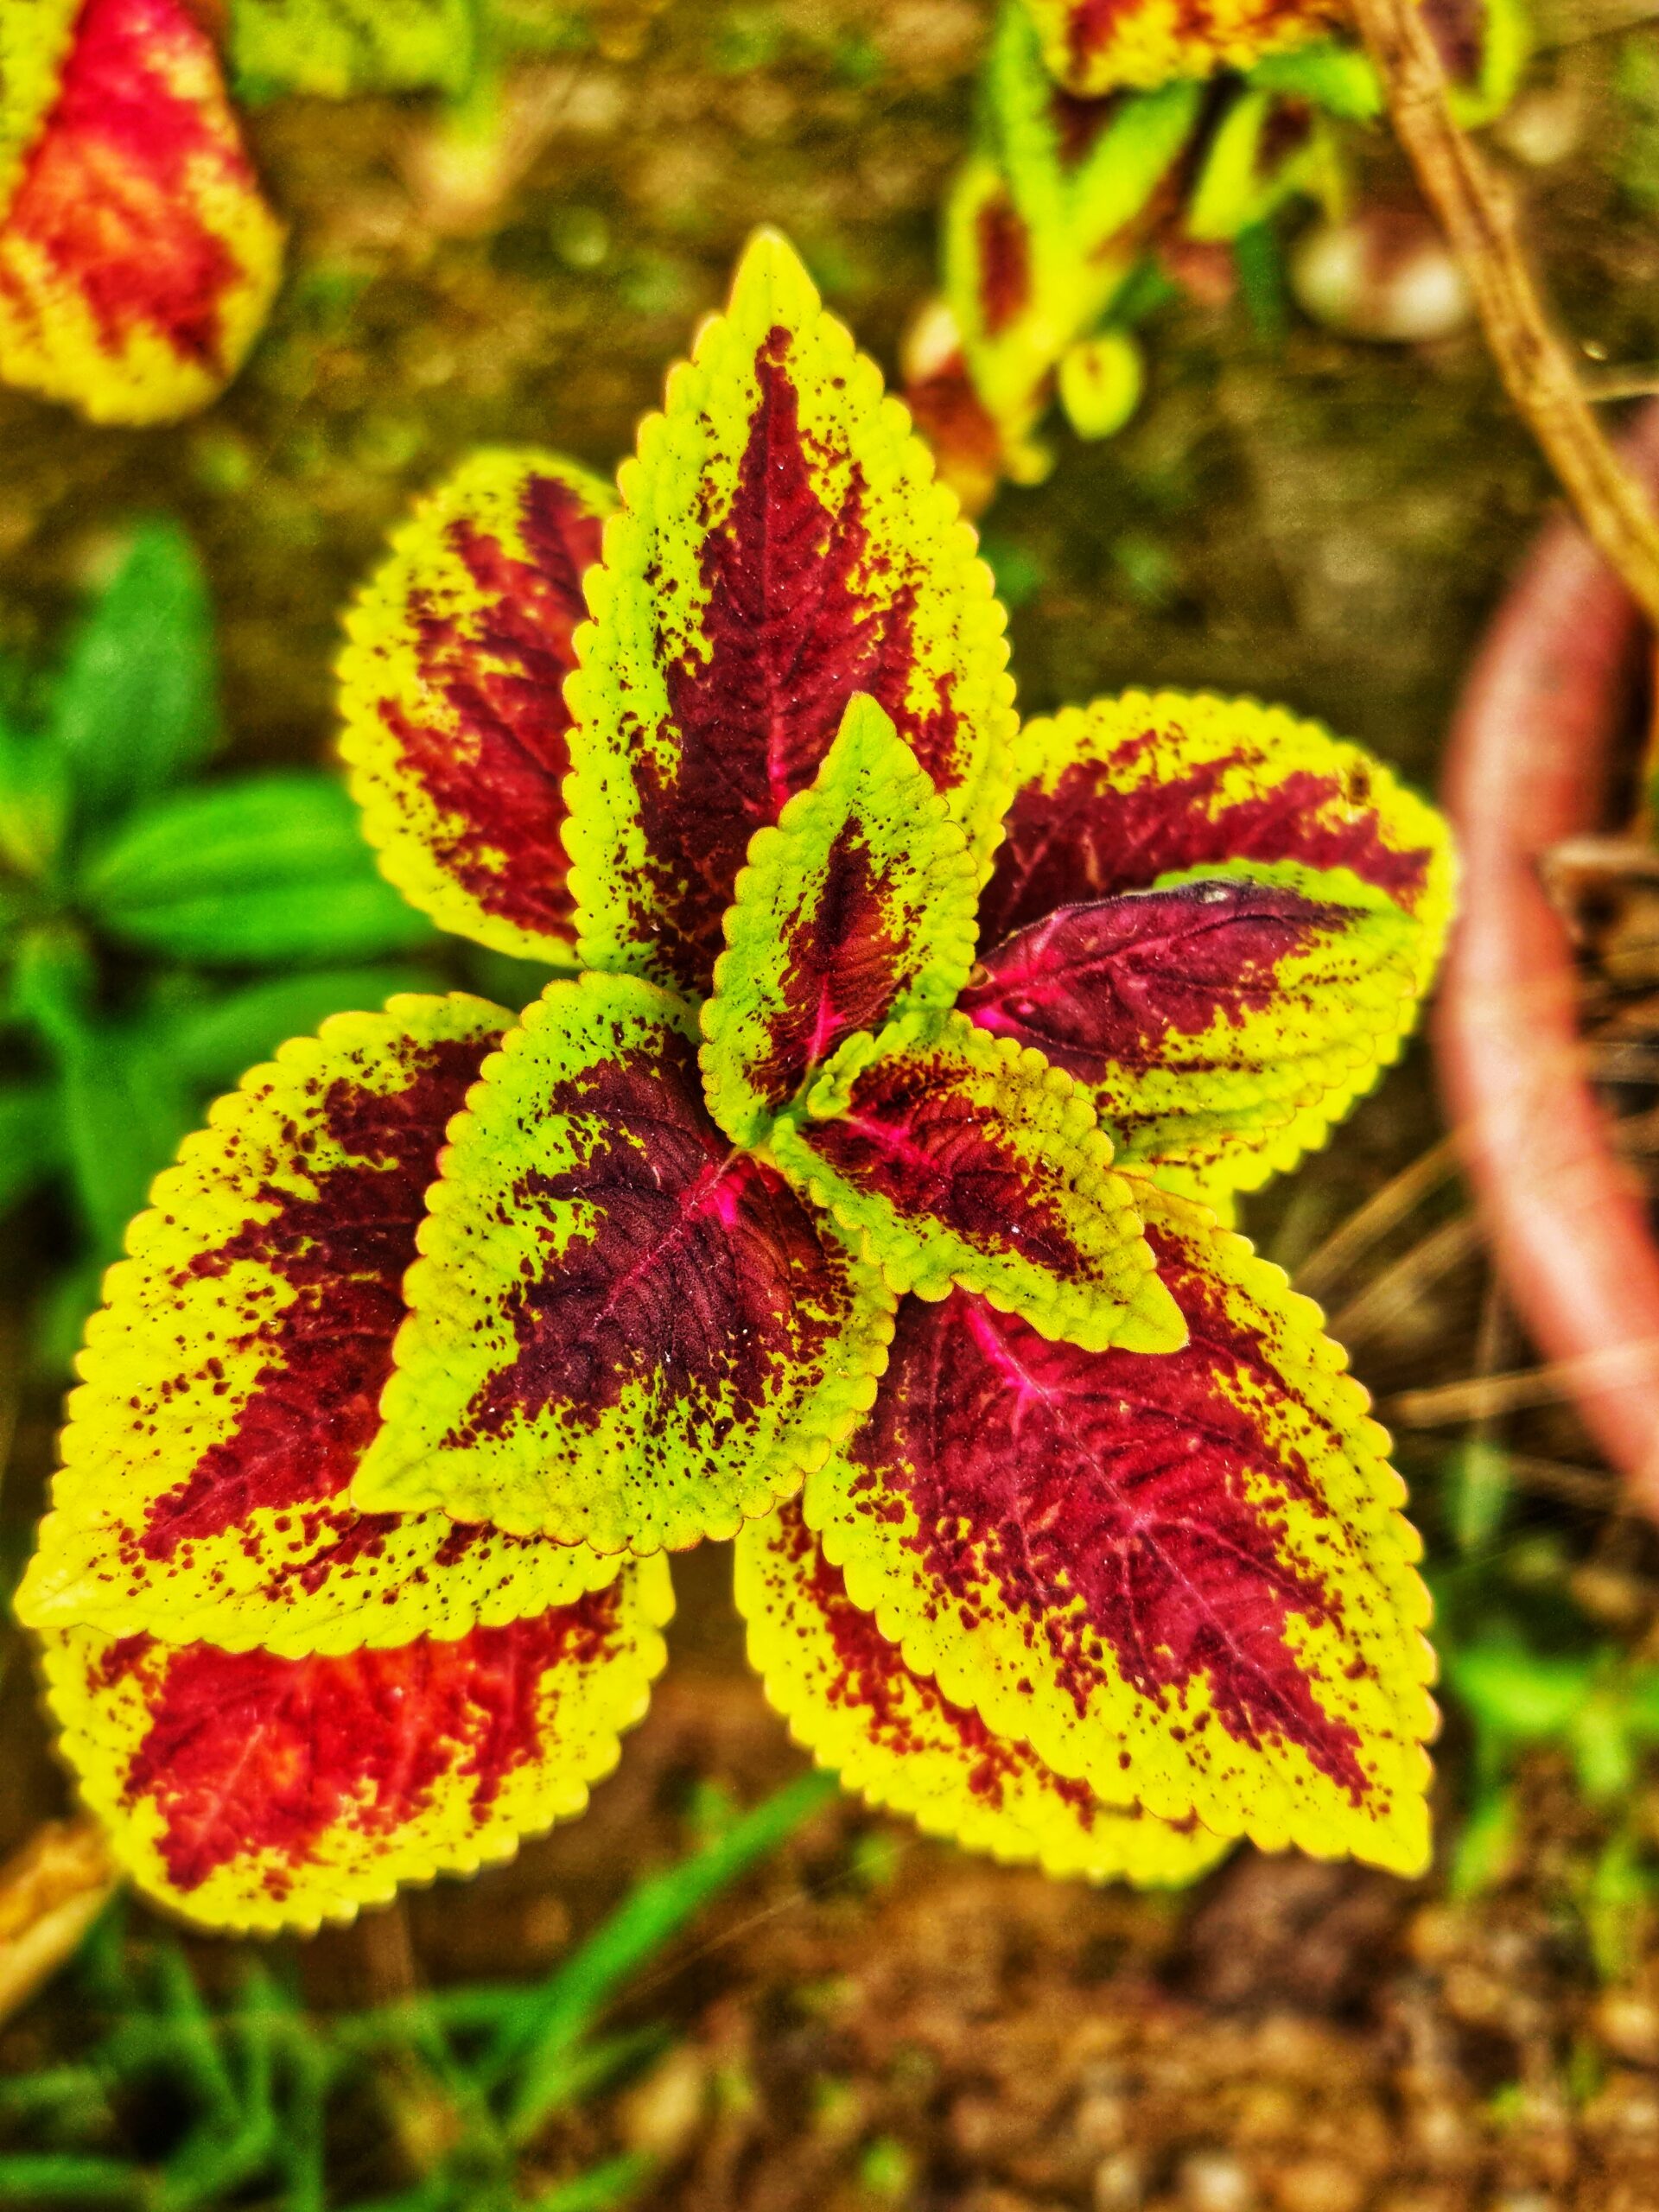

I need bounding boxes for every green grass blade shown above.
[0,2153,147,2202]
[522,2152,655,2212]
[501,1770,834,2139]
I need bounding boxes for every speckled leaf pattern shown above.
[0,0,284,425]
[804,1181,1436,1872]
[355,973,897,1555]
[230,0,478,99]
[765,1010,1184,1355]
[40,1555,672,1934]
[701,695,981,1148]
[1021,0,1341,94]
[962,869,1422,1199]
[339,448,613,963]
[16,996,625,1658]
[739,1500,1233,1885]
[565,228,1017,998]
[978,691,1454,1195]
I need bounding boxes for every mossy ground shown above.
[8,3,1659,2204]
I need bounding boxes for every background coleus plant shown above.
[0,0,284,424]
[16,232,1452,1933]
[906,0,1527,511]
[0,0,569,424]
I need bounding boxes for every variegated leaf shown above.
[1185,89,1337,245]
[701,694,980,1148]
[354,973,896,1555]
[739,1500,1232,1885]
[764,1011,1184,1354]
[805,1181,1437,1873]
[962,870,1422,1200]
[565,228,1017,998]
[939,9,1198,478]
[41,1557,671,1933]
[1422,0,1529,125]
[978,692,1454,1195]
[1021,0,1342,96]
[0,0,284,426]
[17,996,620,1659]
[339,449,613,963]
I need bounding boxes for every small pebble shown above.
[1291,209,1471,344]
[1179,2148,1257,2212]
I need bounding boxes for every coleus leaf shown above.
[38,1557,672,1932]
[700,694,980,1149]
[0,0,285,426]
[1422,0,1529,127]
[1185,90,1337,245]
[0,0,82,216]
[564,227,1017,999]
[738,1499,1232,1885]
[16,995,621,1658]
[764,1010,1185,1354]
[942,6,1198,472]
[230,0,479,102]
[353,972,896,1555]
[339,449,614,964]
[803,1180,1436,1872]
[1020,0,1343,97]
[977,690,1454,1195]
[0,1079,60,1217]
[961,869,1423,1201]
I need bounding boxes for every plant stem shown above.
[1351,0,1659,627]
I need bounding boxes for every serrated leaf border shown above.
[699,693,982,1148]
[764,1007,1185,1355]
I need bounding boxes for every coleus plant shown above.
[0,0,285,424]
[17,232,1452,1933]
[907,0,1527,510]
[0,0,547,424]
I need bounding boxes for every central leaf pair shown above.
[357,692,1184,1555]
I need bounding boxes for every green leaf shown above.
[60,1024,193,1255]
[701,694,980,1148]
[81,774,436,963]
[0,716,69,880]
[499,1770,836,2135]
[0,1079,59,1215]
[153,966,435,1086]
[765,1011,1185,1354]
[52,523,219,827]
[230,0,479,99]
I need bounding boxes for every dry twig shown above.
[1351,0,1659,626]
[1293,1135,1460,1303]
